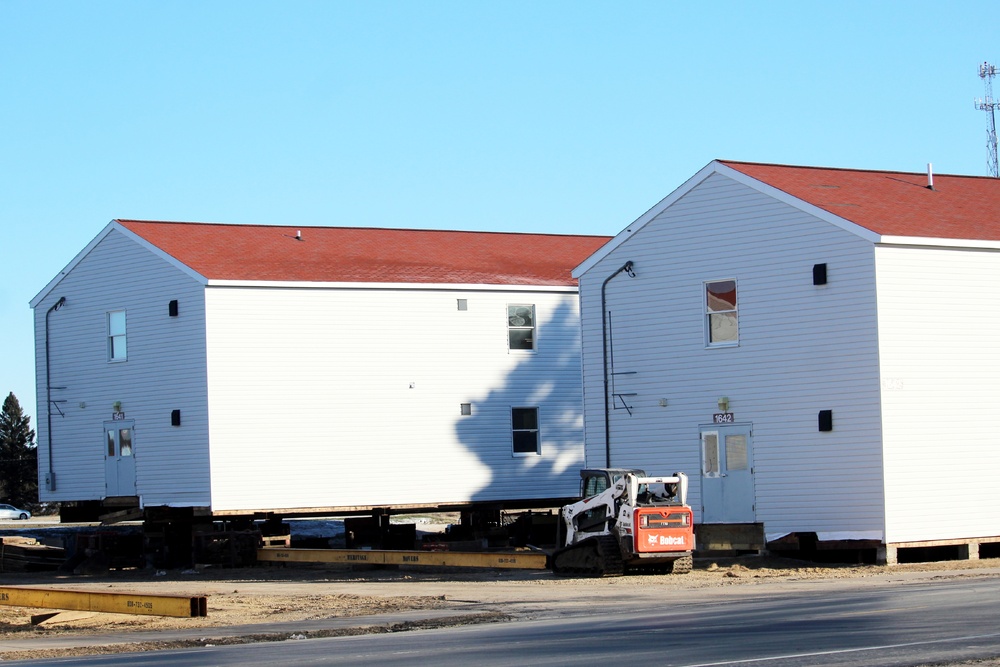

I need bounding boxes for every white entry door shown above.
[104,421,136,497]
[700,424,755,523]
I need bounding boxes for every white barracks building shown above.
[32,220,610,519]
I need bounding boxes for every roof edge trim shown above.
[31,220,210,309]
[716,163,882,243]
[205,279,579,292]
[877,235,1000,250]
[30,222,119,308]
[112,221,210,285]
[573,160,886,279]
[573,160,723,277]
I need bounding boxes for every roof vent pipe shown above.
[927,163,934,190]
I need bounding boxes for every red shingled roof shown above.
[117,220,610,286]
[721,161,1000,241]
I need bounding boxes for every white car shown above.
[0,504,31,520]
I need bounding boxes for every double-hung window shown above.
[511,407,540,456]
[507,304,535,350]
[705,280,738,346]
[108,310,127,361]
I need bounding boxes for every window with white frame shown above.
[507,304,535,350]
[705,280,738,345]
[511,407,540,455]
[108,310,127,361]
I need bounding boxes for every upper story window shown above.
[705,280,738,346]
[511,407,540,456]
[108,310,127,361]
[507,304,535,350]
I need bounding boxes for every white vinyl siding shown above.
[204,287,584,512]
[577,171,885,539]
[876,245,1000,543]
[33,229,210,505]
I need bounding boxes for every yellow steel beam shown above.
[258,547,548,570]
[0,587,207,618]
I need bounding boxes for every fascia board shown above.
[714,162,882,243]
[877,236,1000,250]
[572,161,886,280]
[30,222,117,308]
[111,220,209,284]
[30,220,208,309]
[572,160,722,278]
[206,280,578,293]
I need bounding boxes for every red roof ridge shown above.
[718,159,1000,181]
[115,219,609,242]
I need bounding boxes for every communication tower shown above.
[976,62,999,177]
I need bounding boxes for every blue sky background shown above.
[2,1,998,426]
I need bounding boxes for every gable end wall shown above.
[34,230,210,505]
[578,172,886,540]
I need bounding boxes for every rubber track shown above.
[551,535,625,577]
[626,554,693,575]
[669,554,693,574]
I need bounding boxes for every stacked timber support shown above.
[879,536,1000,565]
[0,537,66,572]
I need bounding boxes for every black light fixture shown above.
[168,300,179,317]
[171,409,181,427]
[813,264,828,286]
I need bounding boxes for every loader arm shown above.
[560,478,628,545]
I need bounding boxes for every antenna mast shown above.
[976,62,999,177]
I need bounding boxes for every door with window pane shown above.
[700,424,755,523]
[104,422,136,497]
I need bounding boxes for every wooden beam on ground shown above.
[0,587,207,617]
[258,547,548,570]
[99,507,145,524]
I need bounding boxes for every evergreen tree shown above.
[0,392,38,507]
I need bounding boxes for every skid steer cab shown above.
[550,468,695,576]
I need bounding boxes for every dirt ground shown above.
[4,555,1000,663]
[4,514,1000,663]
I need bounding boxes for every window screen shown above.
[725,434,748,471]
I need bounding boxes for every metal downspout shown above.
[601,261,634,467]
[44,296,66,491]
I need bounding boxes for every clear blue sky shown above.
[1,1,997,427]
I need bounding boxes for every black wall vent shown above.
[168,300,179,317]
[813,263,828,286]
[818,409,833,432]
[171,409,181,427]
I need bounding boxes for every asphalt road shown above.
[7,573,1000,666]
